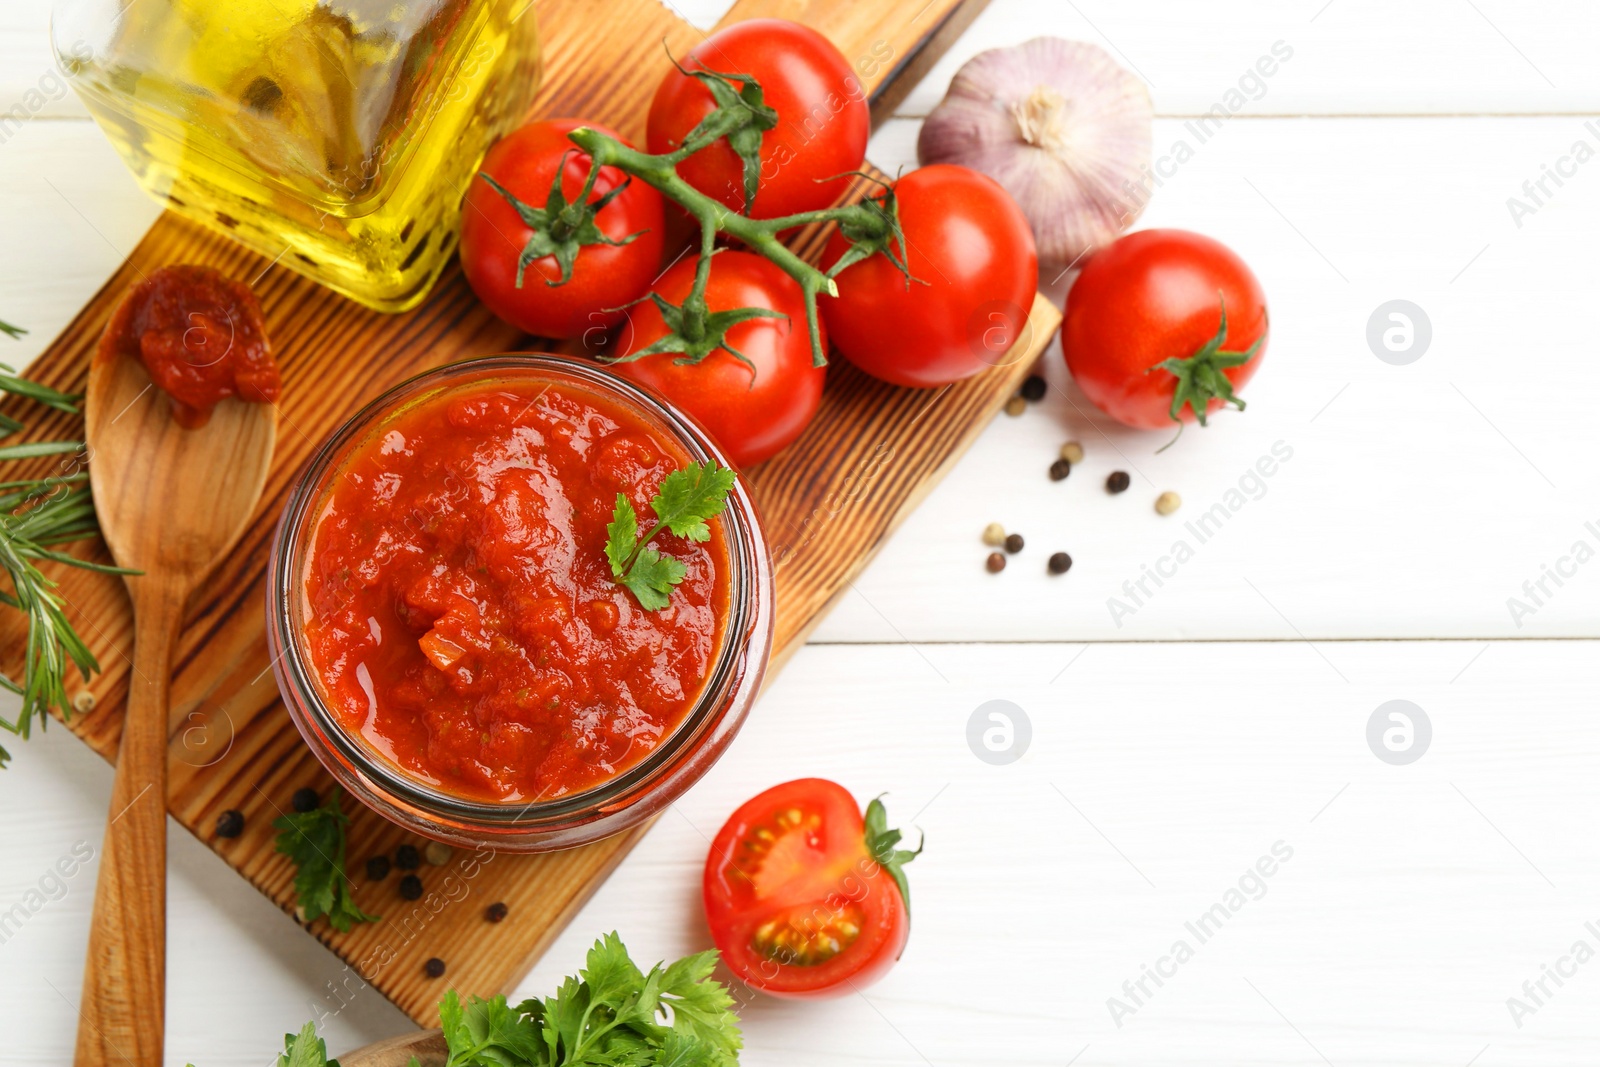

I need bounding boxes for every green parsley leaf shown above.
[621,547,687,612]
[605,495,638,576]
[278,1021,340,1067]
[271,786,379,933]
[864,796,923,921]
[649,463,736,542]
[605,462,736,611]
[658,949,740,1063]
[439,989,549,1067]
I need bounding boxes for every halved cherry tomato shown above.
[647,19,869,219]
[461,119,665,340]
[610,250,825,468]
[703,779,919,998]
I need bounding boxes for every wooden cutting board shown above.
[0,0,1059,1024]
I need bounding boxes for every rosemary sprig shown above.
[0,335,127,768]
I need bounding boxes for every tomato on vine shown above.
[647,19,869,219]
[609,250,825,468]
[461,119,664,340]
[703,779,921,998]
[461,20,955,468]
[820,165,1038,388]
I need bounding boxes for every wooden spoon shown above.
[75,354,275,1067]
[339,1030,448,1067]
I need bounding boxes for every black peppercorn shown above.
[1020,374,1047,402]
[366,855,391,881]
[486,902,509,923]
[290,787,319,813]
[424,957,446,978]
[214,809,245,839]
[1048,458,1071,482]
[985,552,1007,573]
[1106,471,1131,494]
[399,874,424,901]
[1048,552,1073,575]
[1004,532,1024,554]
[395,844,421,870]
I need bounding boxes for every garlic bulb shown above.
[918,38,1153,266]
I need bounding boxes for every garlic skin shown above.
[918,38,1153,267]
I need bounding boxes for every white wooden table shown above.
[5,1,1600,1064]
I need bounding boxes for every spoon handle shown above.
[74,588,184,1067]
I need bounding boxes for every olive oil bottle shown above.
[54,0,541,312]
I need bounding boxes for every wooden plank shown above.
[815,115,1600,645]
[0,0,1047,1025]
[519,638,1600,1066]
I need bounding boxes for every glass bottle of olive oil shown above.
[53,0,541,312]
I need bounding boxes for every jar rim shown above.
[266,354,771,840]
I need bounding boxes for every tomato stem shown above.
[563,126,908,369]
[1148,294,1264,440]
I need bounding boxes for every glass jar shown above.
[52,0,542,312]
[266,356,775,851]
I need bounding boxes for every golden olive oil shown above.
[59,0,541,312]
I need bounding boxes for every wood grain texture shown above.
[340,1030,447,1067]
[0,0,1051,1025]
[73,316,278,1067]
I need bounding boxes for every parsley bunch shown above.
[493,933,741,1066]
[606,462,736,610]
[272,786,379,933]
[258,934,742,1067]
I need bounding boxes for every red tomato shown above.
[1062,229,1268,431]
[704,779,916,998]
[610,250,824,468]
[820,165,1038,388]
[461,119,664,340]
[647,19,868,219]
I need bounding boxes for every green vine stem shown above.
[563,126,901,368]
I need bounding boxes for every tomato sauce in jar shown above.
[300,379,731,803]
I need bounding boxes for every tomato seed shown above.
[1106,471,1131,494]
